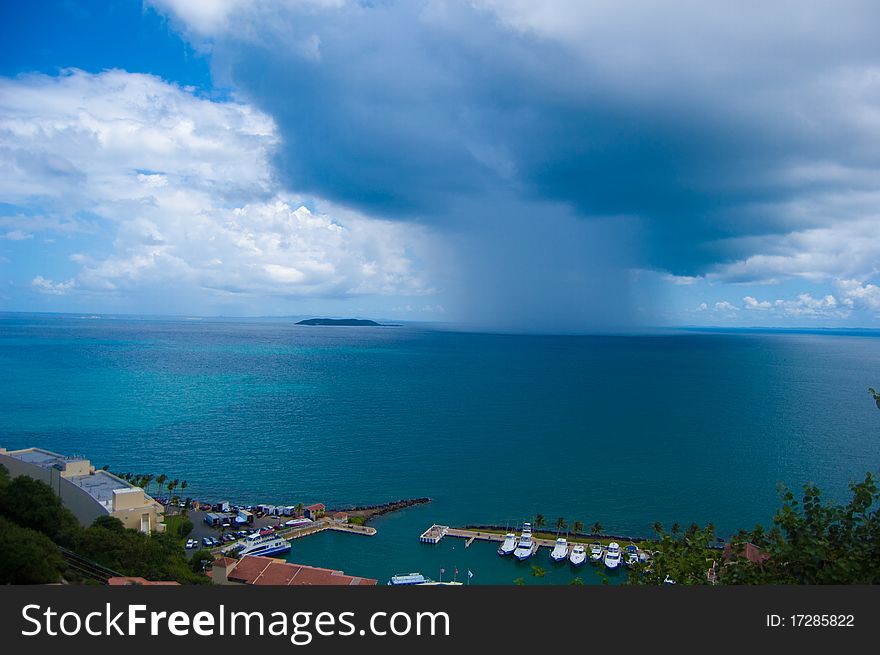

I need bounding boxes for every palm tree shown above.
[156,473,168,498]
[167,479,178,497]
[573,520,584,537]
[652,521,664,535]
[671,522,681,536]
[534,514,546,531]
[555,517,567,535]
[591,521,603,536]
[295,502,304,518]
[180,480,188,493]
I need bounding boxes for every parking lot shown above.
[170,506,309,557]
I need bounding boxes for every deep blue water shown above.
[1,314,879,584]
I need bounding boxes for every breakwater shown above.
[330,497,431,523]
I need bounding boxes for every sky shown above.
[1,1,879,330]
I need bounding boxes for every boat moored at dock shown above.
[625,543,640,567]
[388,572,430,585]
[234,531,291,558]
[569,543,587,566]
[388,573,463,586]
[498,532,517,556]
[604,542,622,569]
[550,538,568,562]
[589,541,604,562]
[513,524,534,560]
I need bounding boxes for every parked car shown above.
[202,537,212,547]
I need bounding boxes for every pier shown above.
[420,524,449,544]
[213,518,375,555]
[443,527,567,549]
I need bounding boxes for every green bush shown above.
[0,516,66,584]
[0,475,80,547]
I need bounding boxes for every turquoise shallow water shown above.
[1,314,879,584]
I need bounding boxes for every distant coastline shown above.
[296,318,394,327]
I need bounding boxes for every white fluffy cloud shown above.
[0,69,436,308]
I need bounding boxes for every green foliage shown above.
[0,475,80,547]
[347,515,366,526]
[569,576,584,586]
[513,576,525,585]
[0,516,66,584]
[724,474,880,584]
[533,514,545,529]
[531,565,546,577]
[869,387,880,410]
[591,521,603,535]
[190,549,215,573]
[0,472,208,584]
[627,524,718,585]
[75,520,207,584]
[91,515,125,533]
[165,515,194,540]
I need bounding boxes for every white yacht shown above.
[550,538,568,562]
[569,543,587,566]
[625,544,640,567]
[604,542,622,569]
[589,541,604,562]
[235,531,291,558]
[498,533,517,556]
[513,527,534,561]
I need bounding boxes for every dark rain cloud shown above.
[155,0,880,327]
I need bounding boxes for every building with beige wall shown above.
[0,446,165,533]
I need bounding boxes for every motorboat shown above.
[514,531,534,560]
[498,533,517,556]
[604,542,622,569]
[550,538,568,562]
[625,543,640,567]
[569,543,587,566]
[589,541,604,562]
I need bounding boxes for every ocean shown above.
[1,313,879,584]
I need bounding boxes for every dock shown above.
[420,524,449,544]
[214,518,375,555]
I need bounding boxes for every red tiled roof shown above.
[227,556,376,586]
[305,503,325,511]
[723,542,771,564]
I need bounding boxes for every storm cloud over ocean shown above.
[2,1,880,329]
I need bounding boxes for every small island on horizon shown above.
[296,318,385,326]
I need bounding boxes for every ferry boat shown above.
[388,573,463,586]
[513,529,534,561]
[498,533,517,556]
[569,543,587,566]
[235,531,291,558]
[550,538,568,562]
[589,541,604,562]
[388,573,430,586]
[604,542,622,569]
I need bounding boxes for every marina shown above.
[418,524,649,573]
